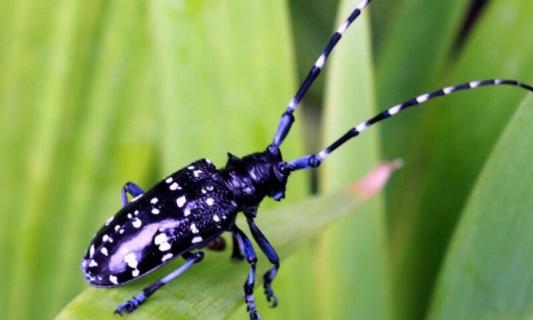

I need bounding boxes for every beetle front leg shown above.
[121,181,144,207]
[232,225,260,320]
[114,251,204,315]
[246,217,280,307]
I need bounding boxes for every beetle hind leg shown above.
[114,251,204,315]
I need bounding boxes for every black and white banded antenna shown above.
[287,79,533,171]
[270,0,373,150]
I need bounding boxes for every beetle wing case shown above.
[81,159,238,286]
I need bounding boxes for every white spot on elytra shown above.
[206,185,214,191]
[114,225,121,232]
[89,260,98,267]
[201,188,207,194]
[89,245,95,257]
[176,196,186,208]
[119,229,125,234]
[154,233,171,251]
[162,253,173,262]
[124,252,138,269]
[103,234,113,243]
[190,223,199,234]
[213,215,220,222]
[187,166,195,170]
[127,213,132,219]
[193,170,203,177]
[206,198,214,206]
[150,197,159,204]
[132,269,139,277]
[100,247,108,256]
[192,236,203,244]
[132,218,142,228]
[105,216,114,226]
[151,208,160,215]
[165,177,173,183]
[169,182,179,190]
[206,159,212,164]
[109,275,118,285]
[184,208,191,216]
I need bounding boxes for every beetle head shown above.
[222,147,290,206]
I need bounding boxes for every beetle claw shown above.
[114,299,139,315]
[265,285,278,308]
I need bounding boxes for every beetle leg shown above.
[121,181,144,207]
[231,231,245,260]
[232,225,260,320]
[246,217,280,307]
[114,251,204,315]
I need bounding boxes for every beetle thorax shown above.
[221,149,289,208]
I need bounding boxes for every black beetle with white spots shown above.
[81,0,532,318]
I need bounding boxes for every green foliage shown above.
[0,0,531,319]
[428,96,533,320]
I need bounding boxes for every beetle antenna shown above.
[269,0,373,151]
[287,79,533,171]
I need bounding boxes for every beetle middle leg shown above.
[232,225,260,320]
[114,251,204,315]
[121,181,144,207]
[246,217,280,307]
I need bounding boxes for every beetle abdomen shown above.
[81,159,239,286]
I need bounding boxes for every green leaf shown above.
[312,0,392,319]
[428,95,533,320]
[56,189,375,319]
[385,0,533,318]
[376,0,469,158]
[0,1,304,320]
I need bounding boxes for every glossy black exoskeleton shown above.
[81,0,532,318]
[82,149,290,318]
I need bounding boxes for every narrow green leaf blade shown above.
[388,0,533,318]
[428,96,533,320]
[314,0,392,319]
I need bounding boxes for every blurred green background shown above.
[1,0,532,319]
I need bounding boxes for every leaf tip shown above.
[349,158,403,199]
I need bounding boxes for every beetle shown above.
[81,0,532,319]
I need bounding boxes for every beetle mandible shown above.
[81,0,533,319]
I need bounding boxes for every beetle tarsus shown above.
[264,285,278,307]
[114,293,145,315]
